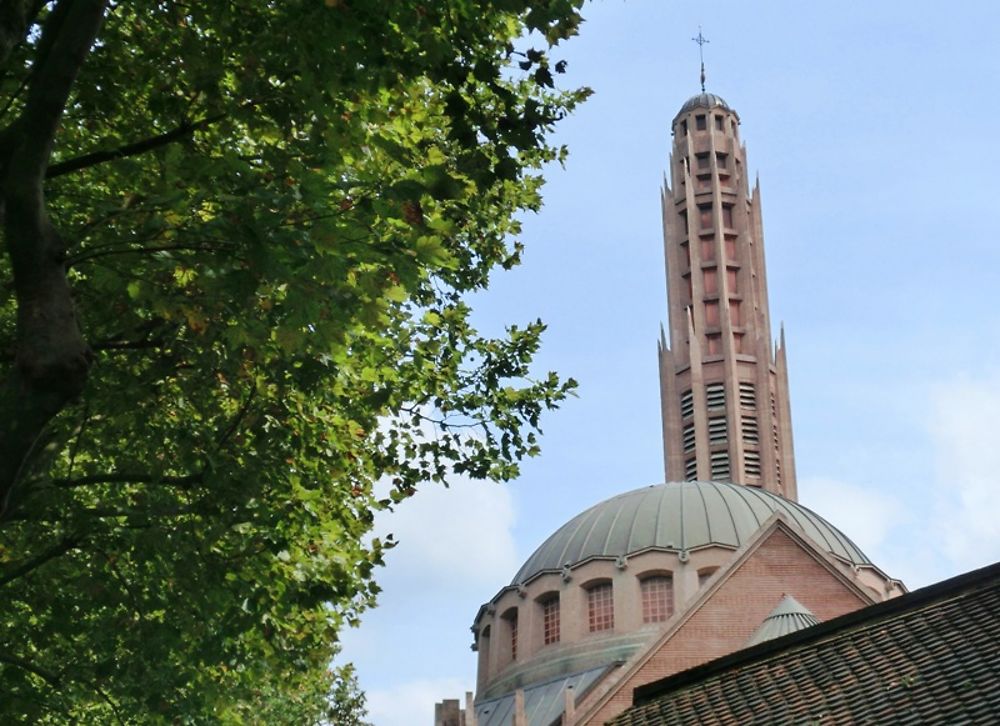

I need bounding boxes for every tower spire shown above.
[692,27,710,92]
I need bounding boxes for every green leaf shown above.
[0,0,587,721]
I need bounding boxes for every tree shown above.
[0,1,586,721]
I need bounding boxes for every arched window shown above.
[586,581,614,632]
[640,575,674,623]
[501,607,518,661]
[538,593,560,645]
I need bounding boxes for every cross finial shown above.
[692,27,709,92]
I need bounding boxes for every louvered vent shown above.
[705,383,725,410]
[710,452,730,481]
[682,423,696,453]
[684,457,698,481]
[708,417,727,445]
[680,389,694,419]
[771,393,782,485]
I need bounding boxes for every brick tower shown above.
[444,85,906,726]
[657,92,796,498]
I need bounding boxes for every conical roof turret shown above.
[745,594,821,646]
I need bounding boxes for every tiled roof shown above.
[611,562,1000,725]
[744,594,821,647]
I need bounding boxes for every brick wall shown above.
[583,528,871,724]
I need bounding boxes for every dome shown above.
[511,481,870,585]
[675,92,732,117]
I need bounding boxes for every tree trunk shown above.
[0,0,106,516]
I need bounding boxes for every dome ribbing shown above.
[511,481,870,585]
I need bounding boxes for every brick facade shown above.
[579,526,874,725]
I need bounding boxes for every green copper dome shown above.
[511,482,870,585]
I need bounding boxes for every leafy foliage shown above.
[0,1,586,722]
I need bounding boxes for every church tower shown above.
[442,83,905,726]
[658,92,796,499]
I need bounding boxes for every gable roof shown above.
[573,514,879,724]
[611,561,1000,725]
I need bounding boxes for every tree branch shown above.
[7,0,106,182]
[69,241,236,266]
[216,383,257,450]
[46,112,226,179]
[0,535,78,587]
[64,398,90,479]
[80,504,198,521]
[0,651,61,686]
[92,338,166,352]
[87,318,174,354]
[52,473,201,489]
[0,0,46,70]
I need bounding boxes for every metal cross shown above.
[692,27,709,92]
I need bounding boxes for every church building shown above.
[435,88,905,726]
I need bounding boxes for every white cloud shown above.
[798,476,904,561]
[341,476,516,725]
[927,373,1000,572]
[366,677,472,726]
[372,475,519,590]
[798,371,1000,589]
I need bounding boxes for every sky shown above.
[339,3,1000,723]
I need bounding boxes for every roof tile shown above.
[612,563,1000,725]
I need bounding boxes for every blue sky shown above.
[340,2,1000,723]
